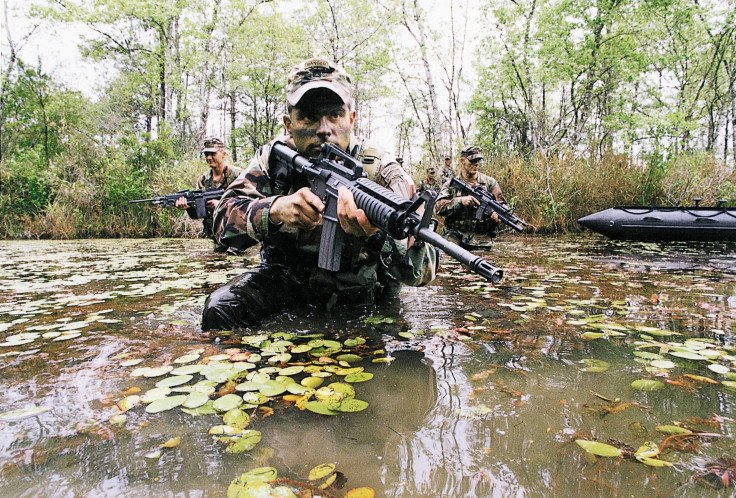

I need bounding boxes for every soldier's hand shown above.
[174,196,189,210]
[460,195,480,207]
[491,212,500,223]
[337,186,380,238]
[269,187,324,230]
[206,199,219,211]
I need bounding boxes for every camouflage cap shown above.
[427,168,436,174]
[444,155,452,161]
[396,157,404,164]
[286,57,352,107]
[460,145,483,161]
[202,137,225,153]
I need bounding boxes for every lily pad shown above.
[631,379,664,391]
[655,425,692,435]
[182,391,210,409]
[226,430,262,454]
[145,395,187,413]
[580,359,610,373]
[213,394,244,412]
[345,372,374,383]
[304,401,339,415]
[0,405,50,421]
[575,439,622,457]
[309,462,336,481]
[155,374,193,388]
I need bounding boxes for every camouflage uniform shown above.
[202,134,437,330]
[435,171,501,250]
[418,175,441,193]
[190,164,243,239]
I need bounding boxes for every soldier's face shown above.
[284,90,355,157]
[461,156,482,176]
[204,149,226,168]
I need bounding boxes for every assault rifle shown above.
[269,141,503,283]
[449,177,528,232]
[128,189,225,219]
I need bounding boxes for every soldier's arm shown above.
[212,148,282,251]
[374,160,437,287]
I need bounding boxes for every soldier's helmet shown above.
[202,137,226,153]
[286,58,352,107]
[460,145,483,162]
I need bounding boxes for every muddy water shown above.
[0,237,734,497]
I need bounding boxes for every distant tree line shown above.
[1,0,734,238]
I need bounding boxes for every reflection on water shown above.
[0,237,735,497]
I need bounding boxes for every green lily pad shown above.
[141,387,172,403]
[0,405,50,420]
[636,456,673,467]
[308,462,336,481]
[304,401,339,415]
[241,392,268,405]
[258,380,287,397]
[575,439,622,457]
[155,374,193,388]
[143,366,174,378]
[223,408,251,429]
[669,351,707,361]
[213,394,244,412]
[327,398,369,412]
[145,395,187,413]
[580,359,610,372]
[344,372,374,383]
[226,430,262,454]
[182,391,210,409]
[117,395,141,412]
[655,425,692,435]
[631,379,664,391]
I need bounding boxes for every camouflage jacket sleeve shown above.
[211,141,282,252]
[434,180,461,216]
[373,158,437,287]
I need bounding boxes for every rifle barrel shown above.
[128,198,155,204]
[416,227,503,283]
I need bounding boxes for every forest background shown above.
[1,0,735,239]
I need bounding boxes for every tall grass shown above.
[1,147,734,239]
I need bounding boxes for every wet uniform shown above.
[435,171,501,250]
[201,135,437,330]
[189,164,243,240]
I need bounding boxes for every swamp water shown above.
[0,236,735,497]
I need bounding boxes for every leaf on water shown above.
[223,408,250,429]
[227,467,278,498]
[117,395,141,412]
[0,405,50,421]
[301,377,324,389]
[669,351,707,361]
[258,380,287,397]
[304,401,339,415]
[173,353,200,364]
[655,425,692,435]
[335,354,362,363]
[109,413,127,426]
[182,391,210,409]
[144,450,162,459]
[631,379,664,391]
[581,332,605,340]
[171,364,204,376]
[145,395,187,413]
[155,374,193,388]
[226,430,262,454]
[213,394,244,412]
[278,366,304,376]
[633,351,664,360]
[241,392,268,405]
[141,387,171,403]
[143,366,174,378]
[328,398,369,413]
[580,359,610,372]
[636,456,674,467]
[634,441,660,458]
[650,360,676,369]
[160,436,181,448]
[308,462,336,481]
[575,439,622,457]
[683,374,719,385]
[120,359,143,367]
[344,372,373,383]
[344,487,376,498]
[708,364,730,374]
